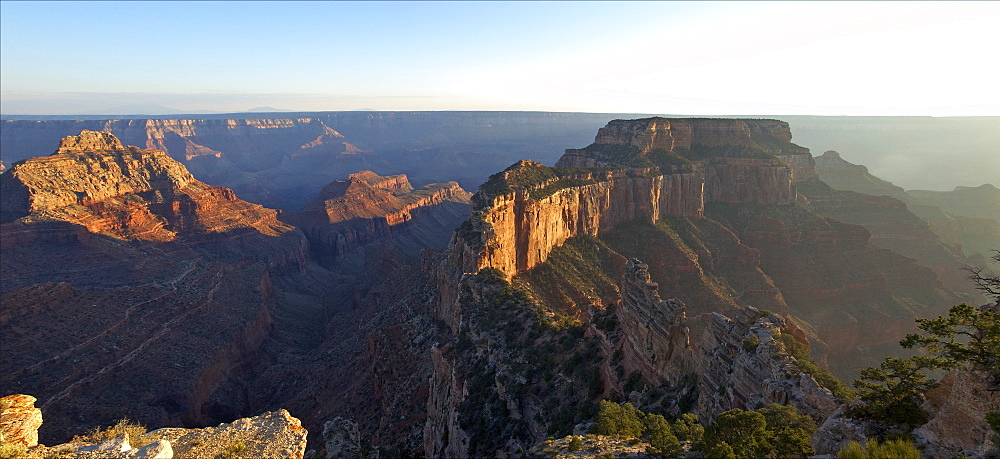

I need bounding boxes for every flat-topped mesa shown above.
[347,170,414,194]
[557,117,811,207]
[450,118,816,281]
[558,117,810,169]
[300,171,466,226]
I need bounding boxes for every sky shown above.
[1,1,998,116]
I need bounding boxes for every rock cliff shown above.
[288,170,471,266]
[913,370,1000,458]
[616,259,693,384]
[615,259,837,422]
[0,131,306,268]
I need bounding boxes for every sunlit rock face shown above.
[0,131,303,253]
[287,170,472,266]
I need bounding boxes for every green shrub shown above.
[644,413,682,457]
[758,403,815,458]
[703,409,774,459]
[705,441,736,459]
[671,413,704,443]
[592,400,643,438]
[567,436,583,452]
[741,335,760,352]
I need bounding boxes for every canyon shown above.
[416,117,975,456]
[0,115,994,457]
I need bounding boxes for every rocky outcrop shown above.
[321,417,368,459]
[0,394,42,447]
[693,307,839,422]
[289,171,471,266]
[423,347,469,459]
[612,260,837,423]
[0,130,307,268]
[145,409,307,459]
[616,259,692,384]
[24,409,307,459]
[913,370,1000,458]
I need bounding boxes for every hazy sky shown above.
[1,1,998,115]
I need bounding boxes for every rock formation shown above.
[18,406,307,459]
[0,394,43,447]
[913,370,1000,458]
[288,171,471,266]
[0,132,312,443]
[0,130,307,268]
[451,117,809,283]
[616,259,692,384]
[615,260,838,422]
[420,117,968,456]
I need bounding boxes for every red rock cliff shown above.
[0,130,307,269]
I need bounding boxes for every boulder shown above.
[0,394,42,447]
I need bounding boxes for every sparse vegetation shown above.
[900,303,1000,387]
[73,418,148,447]
[776,332,856,402]
[836,439,920,459]
[851,299,1000,427]
[0,444,27,459]
[567,436,583,452]
[214,441,248,459]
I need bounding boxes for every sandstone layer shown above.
[0,394,43,447]
[288,171,471,266]
[0,130,307,269]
